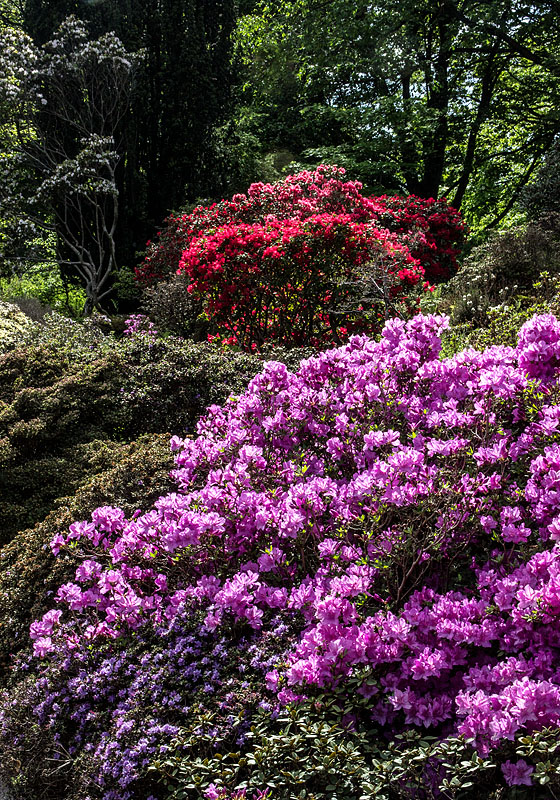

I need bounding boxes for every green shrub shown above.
[22,310,112,361]
[0,311,313,543]
[0,441,124,546]
[0,345,127,543]
[0,321,241,539]
[154,697,542,800]
[115,334,266,437]
[438,272,560,358]
[521,139,560,218]
[0,347,125,459]
[0,301,35,351]
[440,215,560,325]
[142,272,207,339]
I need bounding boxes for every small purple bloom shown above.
[501,759,534,786]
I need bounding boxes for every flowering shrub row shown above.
[136,166,465,349]
[2,312,560,798]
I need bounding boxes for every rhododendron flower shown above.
[501,759,534,786]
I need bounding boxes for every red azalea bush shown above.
[135,167,465,350]
[364,195,466,282]
[137,167,465,288]
[178,212,423,349]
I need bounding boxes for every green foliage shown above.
[24,310,110,359]
[154,704,378,800]
[463,279,560,353]
[434,271,560,358]
[0,261,88,318]
[210,108,284,198]
[0,344,125,543]
[114,334,268,437]
[0,312,297,543]
[522,138,560,219]
[154,696,559,800]
[237,0,560,227]
[0,441,122,547]
[0,345,123,459]
[439,216,560,326]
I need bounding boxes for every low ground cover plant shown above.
[2,312,560,799]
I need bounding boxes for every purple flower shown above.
[7,312,560,798]
[501,759,534,786]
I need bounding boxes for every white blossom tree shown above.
[0,16,137,313]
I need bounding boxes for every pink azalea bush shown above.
[2,312,560,798]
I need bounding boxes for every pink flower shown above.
[204,784,223,800]
[265,670,280,691]
[32,636,54,657]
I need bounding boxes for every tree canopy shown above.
[0,17,136,312]
[1,0,559,307]
[237,0,560,229]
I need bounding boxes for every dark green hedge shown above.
[0,322,274,543]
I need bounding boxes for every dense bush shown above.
[0,433,175,680]
[0,440,127,550]
[441,215,560,325]
[0,314,271,543]
[3,313,560,799]
[439,273,560,358]
[137,166,465,287]
[115,319,269,436]
[178,211,424,348]
[136,166,465,349]
[142,273,207,340]
[0,301,35,351]
[0,341,125,543]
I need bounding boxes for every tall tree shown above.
[0,17,136,312]
[238,0,560,228]
[22,0,238,271]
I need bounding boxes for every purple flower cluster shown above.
[517,313,560,381]
[4,312,560,796]
[1,603,285,799]
[501,759,534,787]
[124,314,158,338]
[205,788,269,800]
